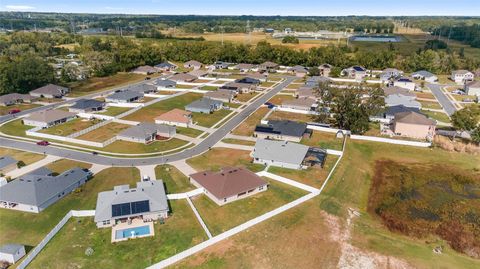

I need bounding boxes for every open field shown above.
[97,106,132,116]
[192,179,307,235]
[0,147,44,166]
[123,93,202,122]
[192,109,232,128]
[45,159,92,174]
[0,167,140,247]
[231,107,269,136]
[155,164,195,193]
[28,199,207,269]
[285,83,303,90]
[38,118,102,136]
[300,130,344,151]
[176,126,204,138]
[102,138,189,154]
[186,147,264,173]
[77,122,130,142]
[0,103,41,116]
[268,110,313,123]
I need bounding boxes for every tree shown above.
[471,127,480,144]
[308,66,319,76]
[451,105,480,131]
[282,36,299,44]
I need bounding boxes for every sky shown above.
[1,0,480,16]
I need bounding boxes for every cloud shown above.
[5,5,36,11]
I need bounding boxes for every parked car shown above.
[36,140,50,146]
[8,109,21,114]
[145,77,151,80]
[92,151,98,155]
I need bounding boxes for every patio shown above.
[111,218,155,243]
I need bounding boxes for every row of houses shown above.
[0,83,69,106]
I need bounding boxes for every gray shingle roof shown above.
[106,90,143,101]
[186,98,223,110]
[70,99,105,110]
[128,84,157,93]
[252,139,309,166]
[255,120,307,138]
[24,109,76,123]
[30,84,69,96]
[155,79,176,87]
[94,179,169,222]
[0,93,36,104]
[118,123,175,140]
[0,244,24,255]
[0,156,17,170]
[412,70,436,78]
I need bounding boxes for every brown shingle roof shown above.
[395,111,436,126]
[383,86,415,97]
[190,167,267,200]
[466,80,480,88]
[282,97,316,108]
[155,109,191,124]
[170,73,197,82]
[24,109,76,123]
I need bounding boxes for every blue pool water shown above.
[350,36,401,42]
[115,225,150,239]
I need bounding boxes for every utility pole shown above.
[246,20,251,45]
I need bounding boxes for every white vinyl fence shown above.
[68,120,112,138]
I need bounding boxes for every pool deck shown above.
[111,218,155,243]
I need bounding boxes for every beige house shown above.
[154,109,192,128]
[465,80,480,97]
[184,60,203,70]
[23,109,76,128]
[189,167,268,206]
[205,89,236,103]
[131,65,158,75]
[281,97,316,111]
[169,73,197,83]
[393,111,436,140]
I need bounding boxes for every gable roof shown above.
[170,73,197,82]
[235,63,255,69]
[155,109,191,124]
[118,123,175,139]
[395,111,436,126]
[188,69,208,77]
[352,66,366,72]
[0,244,24,255]
[412,70,436,78]
[205,89,235,100]
[186,98,223,110]
[107,90,143,101]
[290,65,308,73]
[70,99,104,110]
[466,80,480,88]
[190,167,267,200]
[24,109,76,123]
[0,93,36,104]
[385,105,421,117]
[252,139,309,166]
[395,77,414,83]
[155,62,176,69]
[260,61,279,68]
[184,60,203,66]
[0,155,17,169]
[385,94,421,108]
[255,120,307,138]
[452,70,473,76]
[128,84,157,93]
[282,97,316,108]
[30,84,69,96]
[383,86,415,97]
[131,65,157,73]
[155,79,176,87]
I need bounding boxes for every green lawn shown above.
[77,122,130,142]
[0,119,34,137]
[155,165,195,193]
[28,199,207,269]
[418,100,442,110]
[175,126,204,138]
[0,167,140,248]
[97,106,132,116]
[301,131,344,151]
[221,138,256,146]
[187,148,264,173]
[192,109,232,128]
[103,138,189,154]
[38,118,102,136]
[0,147,44,166]
[200,86,218,91]
[0,103,41,116]
[421,109,451,123]
[123,93,202,122]
[192,179,307,235]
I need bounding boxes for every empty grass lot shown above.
[231,107,269,136]
[200,86,218,91]
[77,122,130,142]
[67,72,151,97]
[221,138,256,146]
[415,91,436,99]
[123,93,202,122]
[301,131,344,151]
[260,81,276,88]
[38,118,102,136]
[97,106,132,116]
[192,179,307,235]
[0,167,139,248]
[192,109,232,128]
[155,164,195,193]
[45,159,92,174]
[417,100,442,110]
[28,199,207,269]
[102,138,189,154]
[236,92,259,102]
[0,103,40,116]
[187,148,264,173]
[268,110,313,123]
[0,147,44,166]
[421,109,451,123]
[268,94,295,105]
[176,126,204,138]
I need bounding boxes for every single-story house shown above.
[296,87,317,100]
[0,244,26,264]
[185,98,223,114]
[233,63,255,72]
[393,111,436,140]
[235,77,261,85]
[105,90,144,103]
[0,156,17,174]
[251,139,309,170]
[254,120,309,142]
[205,89,236,103]
[169,73,197,83]
[281,97,316,111]
[154,62,177,71]
[319,64,332,77]
[243,72,267,82]
[451,70,474,84]
[69,99,105,113]
[128,84,158,94]
[342,66,368,80]
[379,68,402,82]
[370,105,421,123]
[23,109,76,128]
[189,167,268,206]
[155,79,177,88]
[131,65,158,75]
[465,80,480,96]
[184,60,203,70]
[213,61,230,69]
[0,93,38,106]
[393,77,416,91]
[289,65,309,77]
[30,84,69,98]
[0,167,92,213]
[94,179,169,228]
[188,69,209,78]
[117,123,176,144]
[411,70,438,83]
[385,94,421,109]
[259,61,279,71]
[155,109,192,128]
[220,82,255,93]
[383,86,415,97]
[305,76,331,87]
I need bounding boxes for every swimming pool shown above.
[115,225,151,239]
[350,35,401,42]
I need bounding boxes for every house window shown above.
[259,186,264,191]
[223,198,227,202]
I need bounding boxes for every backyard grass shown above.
[0,167,140,248]
[98,106,132,116]
[155,164,195,193]
[28,199,207,269]
[221,138,256,146]
[268,94,295,105]
[77,122,130,142]
[0,118,34,137]
[260,81,276,88]
[45,159,92,174]
[192,179,307,235]
[421,109,451,123]
[0,103,40,116]
[211,80,229,84]
[176,126,204,138]
[236,92,259,102]
[186,147,264,173]
[102,138,189,154]
[38,118,102,136]
[123,93,202,122]
[192,109,232,128]
[300,131,344,151]
[200,86,218,91]
[415,91,436,99]
[285,83,303,90]
[67,72,151,97]
[0,147,44,166]
[268,110,313,123]
[175,84,197,89]
[418,100,442,110]
[231,107,269,136]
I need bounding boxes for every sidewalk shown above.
[170,160,197,176]
[224,133,257,142]
[214,142,253,151]
[6,155,61,178]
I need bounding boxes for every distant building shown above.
[379,68,402,82]
[205,89,236,103]
[69,99,105,113]
[252,139,309,170]
[383,86,415,97]
[319,64,332,77]
[411,70,438,83]
[305,76,331,87]
[259,61,279,72]
[254,120,309,142]
[94,179,169,228]
[184,60,203,70]
[155,109,192,128]
[185,98,223,114]
[169,73,197,83]
[189,167,268,206]
[464,80,480,97]
[154,62,177,71]
[105,90,144,103]
[23,109,76,128]
[0,155,17,174]
[0,244,26,264]
[393,111,436,140]
[0,167,92,213]
[220,82,255,93]
[385,94,421,109]
[451,70,474,84]
[232,63,255,72]
[117,123,176,144]
[393,77,416,91]
[281,97,316,111]
[342,66,368,80]
[212,61,230,69]
[188,69,209,78]
[131,65,158,75]
[128,84,158,94]
[30,84,69,98]
[235,77,261,85]
[289,65,309,77]
[0,93,37,106]
[154,79,176,88]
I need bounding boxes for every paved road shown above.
[0,77,295,166]
[428,84,457,116]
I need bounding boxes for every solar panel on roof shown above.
[111,200,150,217]
[131,200,150,214]
[112,202,131,217]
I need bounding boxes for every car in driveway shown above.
[36,140,50,146]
